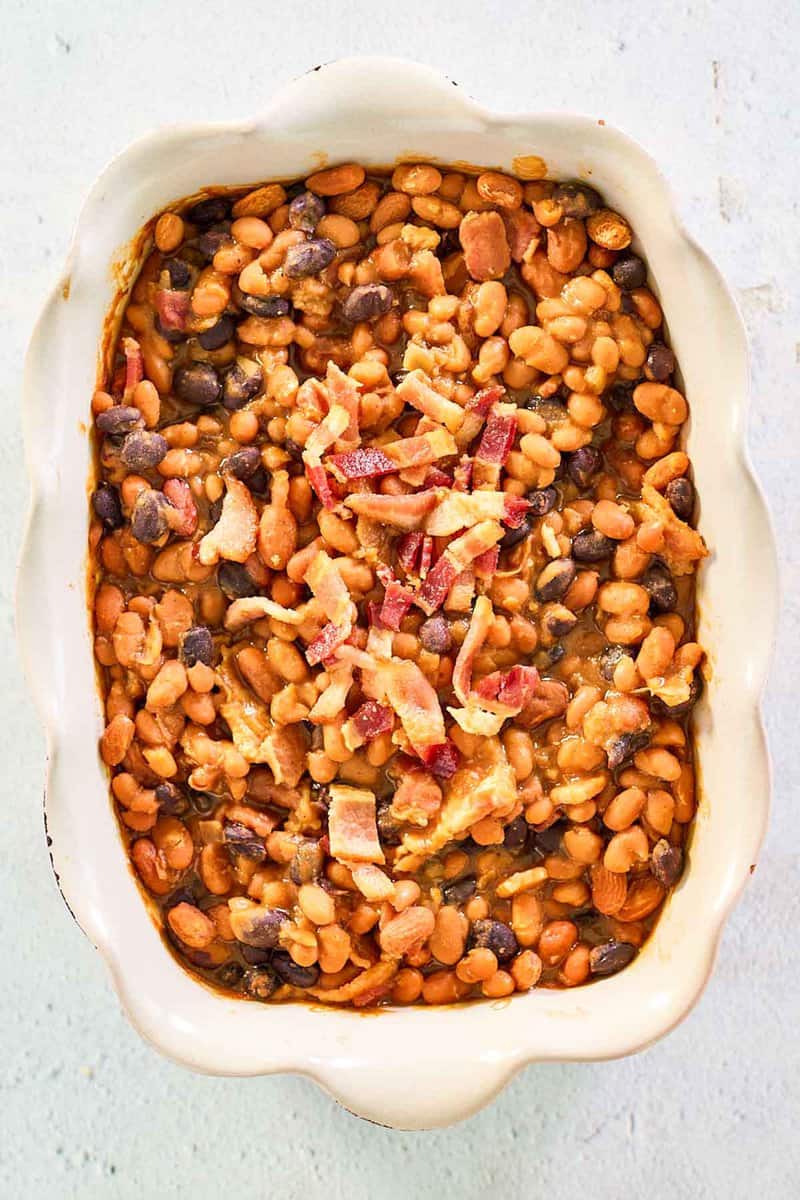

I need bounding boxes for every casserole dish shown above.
[18,57,776,1129]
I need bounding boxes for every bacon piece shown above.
[423,466,452,488]
[308,664,354,724]
[477,403,517,465]
[396,531,424,573]
[344,489,439,531]
[327,447,396,480]
[417,521,503,613]
[384,660,446,751]
[342,700,394,750]
[379,579,415,631]
[307,960,397,1005]
[382,428,457,469]
[162,478,198,537]
[122,337,144,396]
[503,496,531,529]
[452,595,493,704]
[390,766,443,827]
[305,460,336,509]
[637,484,709,576]
[473,546,499,579]
[447,705,507,738]
[303,404,351,510]
[425,491,516,536]
[198,477,258,566]
[225,596,305,631]
[349,864,395,902]
[325,362,360,446]
[395,739,517,870]
[474,664,540,710]
[306,622,350,666]
[327,785,384,864]
[503,207,541,262]
[304,551,356,628]
[418,740,460,779]
[445,568,475,612]
[419,535,433,577]
[155,288,189,332]
[395,370,465,434]
[453,457,474,492]
[457,385,503,448]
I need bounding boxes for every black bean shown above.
[503,816,528,850]
[436,229,460,258]
[92,483,123,530]
[566,445,602,488]
[120,430,168,471]
[155,781,189,816]
[131,490,170,543]
[665,476,694,521]
[645,342,676,382]
[197,315,235,350]
[271,951,319,989]
[174,362,221,407]
[218,561,258,599]
[500,516,532,550]
[606,729,651,770]
[651,839,684,888]
[187,197,230,226]
[223,360,263,410]
[179,625,214,667]
[552,181,602,219]
[607,382,635,412]
[288,191,326,233]
[541,604,578,639]
[96,405,144,435]
[419,615,452,654]
[470,918,518,962]
[611,254,647,291]
[247,466,270,496]
[242,965,280,1001]
[283,238,336,279]
[546,644,566,665]
[238,292,290,318]
[526,486,558,517]
[442,875,477,905]
[163,887,197,912]
[224,820,266,862]
[163,258,191,289]
[289,840,325,885]
[535,557,576,602]
[641,565,677,614]
[572,529,615,562]
[599,643,625,680]
[589,940,637,976]
[240,945,272,965]
[222,446,262,480]
[341,283,394,323]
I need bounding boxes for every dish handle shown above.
[257,56,485,137]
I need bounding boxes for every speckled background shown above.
[2,2,798,1195]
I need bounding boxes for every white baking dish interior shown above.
[18,58,776,1129]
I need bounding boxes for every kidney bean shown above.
[120,430,168,471]
[92,483,124,530]
[271,951,319,989]
[178,626,214,667]
[96,405,144,435]
[552,181,601,218]
[222,446,262,480]
[535,557,576,602]
[589,939,637,976]
[217,561,259,599]
[665,476,695,521]
[651,839,684,887]
[164,258,191,289]
[223,359,263,410]
[341,283,394,323]
[645,342,676,382]
[155,781,189,816]
[526,486,559,516]
[441,876,477,905]
[174,362,222,407]
[566,445,602,488]
[500,515,532,549]
[283,238,336,279]
[419,614,453,654]
[641,565,678,613]
[469,918,518,962]
[131,489,171,543]
[238,292,290,318]
[224,820,266,862]
[572,528,615,561]
[242,965,280,1000]
[187,197,230,226]
[611,254,646,290]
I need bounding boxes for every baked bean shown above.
[538,920,578,966]
[392,163,442,195]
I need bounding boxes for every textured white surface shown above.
[2,0,798,1194]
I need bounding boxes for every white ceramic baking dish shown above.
[18,57,777,1129]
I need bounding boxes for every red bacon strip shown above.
[155,288,189,332]
[379,579,415,631]
[344,489,439,531]
[476,403,517,466]
[473,664,540,710]
[419,535,434,577]
[418,740,460,779]
[397,531,424,573]
[457,384,504,447]
[306,622,350,666]
[453,457,474,492]
[325,362,360,446]
[424,467,452,488]
[382,428,457,469]
[395,370,465,434]
[351,701,394,742]
[473,546,499,579]
[452,595,493,704]
[327,447,396,480]
[416,520,504,613]
[503,497,530,529]
[162,478,198,536]
[122,337,144,396]
[305,461,336,509]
